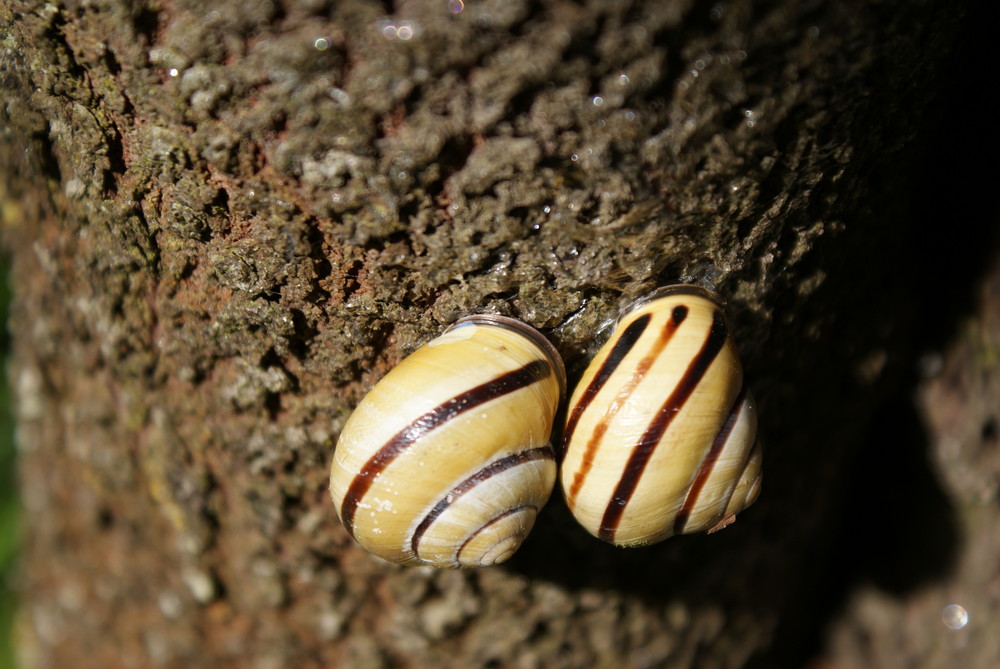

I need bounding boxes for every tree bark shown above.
[1,0,989,667]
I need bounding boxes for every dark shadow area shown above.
[511,1,995,666]
[756,0,999,663]
[758,394,967,668]
[835,395,961,597]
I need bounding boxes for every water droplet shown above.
[397,22,416,40]
[449,0,465,13]
[314,37,331,51]
[377,19,419,40]
[942,604,969,630]
[592,96,604,107]
[618,73,630,86]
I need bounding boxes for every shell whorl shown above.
[408,447,555,567]
[330,315,562,567]
[560,285,762,546]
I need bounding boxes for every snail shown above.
[329,315,565,568]
[559,285,762,547]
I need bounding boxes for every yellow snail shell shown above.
[559,285,762,546]
[330,315,565,567]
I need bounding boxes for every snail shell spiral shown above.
[560,285,763,546]
[330,315,565,567]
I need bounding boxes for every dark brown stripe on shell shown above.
[672,387,746,535]
[411,447,554,555]
[566,310,684,507]
[340,361,552,536]
[598,309,729,542]
[562,314,651,450]
[457,507,533,563]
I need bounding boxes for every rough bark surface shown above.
[0,0,992,667]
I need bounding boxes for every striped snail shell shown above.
[329,315,566,568]
[560,285,762,547]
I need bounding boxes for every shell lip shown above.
[623,284,724,319]
[447,314,567,402]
